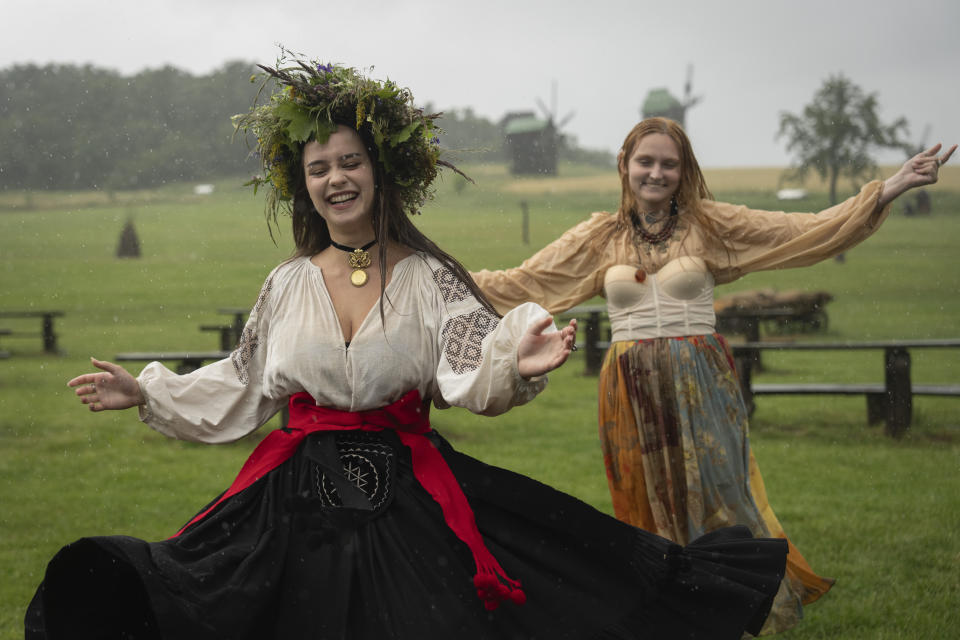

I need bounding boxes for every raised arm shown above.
[471,212,618,315]
[878,143,956,209]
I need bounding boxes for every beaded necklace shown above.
[630,198,679,244]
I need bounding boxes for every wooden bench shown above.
[731,339,960,438]
[199,325,236,350]
[198,308,249,350]
[0,310,65,354]
[219,308,248,340]
[115,351,231,375]
[715,308,799,342]
[552,304,958,438]
[714,289,832,336]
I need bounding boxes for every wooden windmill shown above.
[503,80,575,175]
[640,64,702,128]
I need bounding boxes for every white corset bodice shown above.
[603,257,716,340]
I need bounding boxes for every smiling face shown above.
[302,126,376,238]
[625,133,682,213]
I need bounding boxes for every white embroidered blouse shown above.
[137,253,549,444]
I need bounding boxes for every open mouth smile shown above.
[328,192,359,205]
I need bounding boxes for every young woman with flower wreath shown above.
[26,58,788,639]
[472,117,955,634]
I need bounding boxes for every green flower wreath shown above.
[233,51,467,224]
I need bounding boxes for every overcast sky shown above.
[5,0,957,167]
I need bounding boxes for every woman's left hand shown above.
[517,317,578,379]
[880,143,957,206]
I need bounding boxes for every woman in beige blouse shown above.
[473,116,955,633]
[26,65,789,639]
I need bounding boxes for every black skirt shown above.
[26,429,787,639]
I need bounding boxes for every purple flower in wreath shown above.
[316,63,334,74]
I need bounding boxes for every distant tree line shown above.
[0,63,611,192]
[0,61,259,191]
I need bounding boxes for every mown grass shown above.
[1,163,958,638]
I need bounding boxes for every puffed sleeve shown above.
[705,180,891,283]
[471,212,620,314]
[136,272,287,443]
[429,262,552,416]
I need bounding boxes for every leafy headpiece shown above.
[233,51,463,223]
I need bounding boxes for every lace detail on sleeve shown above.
[231,327,258,386]
[231,275,273,386]
[432,266,471,304]
[252,274,273,314]
[441,307,500,374]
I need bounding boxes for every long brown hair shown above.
[287,124,500,319]
[617,117,712,216]
[616,117,731,255]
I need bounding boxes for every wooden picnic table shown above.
[0,310,65,353]
[715,308,798,343]
[731,339,960,438]
[115,351,231,375]
[219,308,248,331]
[199,325,237,351]
[198,308,249,350]
[714,289,832,336]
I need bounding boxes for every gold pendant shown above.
[348,248,372,270]
[346,248,371,286]
[350,269,368,287]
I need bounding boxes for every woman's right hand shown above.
[517,317,577,379]
[68,357,144,411]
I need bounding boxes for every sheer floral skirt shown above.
[598,334,835,635]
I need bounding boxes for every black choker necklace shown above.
[329,239,377,287]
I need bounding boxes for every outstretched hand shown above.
[880,143,957,206]
[517,317,578,380]
[68,357,144,411]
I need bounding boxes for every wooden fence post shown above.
[520,201,529,245]
[884,347,912,437]
[584,310,603,376]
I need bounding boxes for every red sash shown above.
[174,391,525,610]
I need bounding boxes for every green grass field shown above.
[1,163,959,638]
